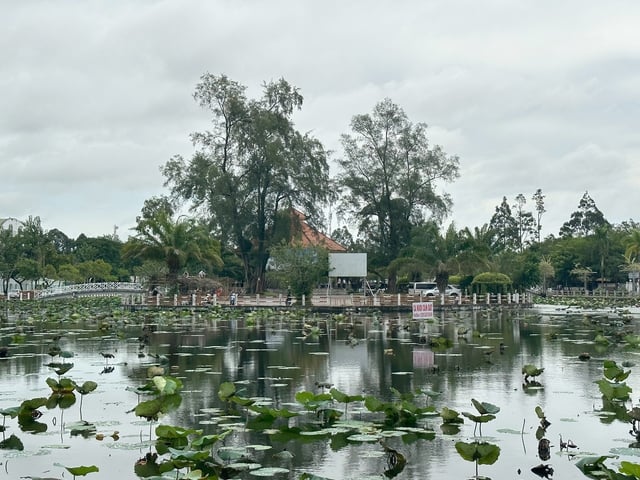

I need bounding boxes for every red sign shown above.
[412,302,434,319]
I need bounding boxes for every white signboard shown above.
[328,253,367,278]
[412,302,434,319]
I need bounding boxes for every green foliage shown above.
[364,388,435,428]
[471,272,512,294]
[522,365,544,381]
[132,376,183,421]
[75,381,98,395]
[619,461,640,478]
[269,242,329,299]
[123,211,222,293]
[440,406,464,424]
[155,425,201,455]
[337,98,459,266]
[560,191,609,238]
[597,360,633,402]
[64,465,99,476]
[454,441,501,465]
[462,398,500,435]
[162,74,331,293]
[295,390,342,426]
[574,455,635,479]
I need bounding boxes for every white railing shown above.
[37,282,146,299]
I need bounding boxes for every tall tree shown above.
[163,74,330,292]
[14,216,56,288]
[559,191,609,238]
[0,225,20,295]
[512,194,536,252]
[532,188,546,242]
[489,197,518,252]
[337,98,459,266]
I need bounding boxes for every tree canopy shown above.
[162,74,331,293]
[337,98,459,267]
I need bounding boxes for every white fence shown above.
[37,282,146,299]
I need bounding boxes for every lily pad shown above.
[249,467,290,476]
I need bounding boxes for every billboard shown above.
[328,253,367,278]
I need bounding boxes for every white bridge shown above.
[37,282,146,300]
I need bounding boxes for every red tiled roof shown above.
[291,209,346,252]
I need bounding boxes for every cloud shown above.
[1,0,639,241]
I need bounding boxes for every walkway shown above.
[37,282,146,300]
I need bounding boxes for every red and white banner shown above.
[412,301,434,319]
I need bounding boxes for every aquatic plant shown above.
[575,455,640,479]
[74,380,97,421]
[329,387,364,418]
[131,375,183,428]
[295,390,342,426]
[455,440,500,479]
[64,464,99,478]
[364,387,435,428]
[596,359,632,402]
[522,364,544,383]
[462,398,500,436]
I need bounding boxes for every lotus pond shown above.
[2,298,640,479]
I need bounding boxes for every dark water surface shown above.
[1,306,640,479]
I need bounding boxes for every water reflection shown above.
[1,308,640,478]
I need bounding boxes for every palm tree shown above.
[457,225,495,275]
[625,229,640,260]
[539,256,555,293]
[123,212,222,292]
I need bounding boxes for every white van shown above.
[408,282,438,295]
[408,282,461,297]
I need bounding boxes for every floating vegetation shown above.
[5,297,640,478]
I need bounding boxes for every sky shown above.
[2,1,639,241]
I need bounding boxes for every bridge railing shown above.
[37,282,146,299]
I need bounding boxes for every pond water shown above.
[1,302,640,479]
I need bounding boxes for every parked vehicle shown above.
[408,282,438,295]
[444,285,462,297]
[408,282,461,297]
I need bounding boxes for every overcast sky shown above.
[3,1,639,241]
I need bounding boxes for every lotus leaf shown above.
[603,360,631,382]
[455,441,501,465]
[462,412,496,423]
[0,434,24,451]
[76,381,98,395]
[218,381,237,401]
[522,365,544,378]
[65,465,99,476]
[619,461,640,477]
[440,407,463,424]
[471,398,500,415]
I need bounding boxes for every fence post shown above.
[473,293,477,305]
